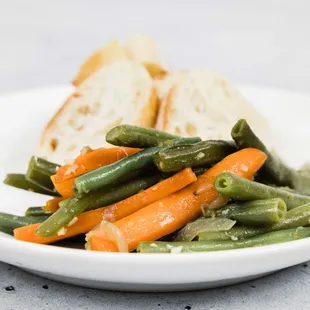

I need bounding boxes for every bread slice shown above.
[73,40,129,86]
[156,69,272,146]
[73,35,167,86]
[38,61,159,163]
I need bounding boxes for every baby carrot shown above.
[87,148,267,252]
[14,168,197,244]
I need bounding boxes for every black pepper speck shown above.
[5,286,15,292]
[303,264,308,268]
[42,285,49,289]
[157,304,161,307]
[251,285,256,288]
[185,306,191,310]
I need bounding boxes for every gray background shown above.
[1,0,310,309]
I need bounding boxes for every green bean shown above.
[74,137,201,197]
[0,226,14,235]
[36,174,164,237]
[138,227,310,253]
[203,199,287,226]
[199,202,310,241]
[25,207,52,217]
[3,174,59,196]
[0,212,49,231]
[26,156,60,190]
[153,140,237,172]
[231,119,310,194]
[214,172,310,210]
[106,124,179,148]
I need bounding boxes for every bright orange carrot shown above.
[51,176,75,198]
[52,147,140,197]
[90,237,118,252]
[14,168,197,244]
[88,148,267,252]
[43,197,65,212]
[101,168,196,222]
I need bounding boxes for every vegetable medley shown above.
[2,120,310,253]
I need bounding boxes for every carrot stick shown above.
[87,148,267,252]
[43,197,65,213]
[14,168,197,244]
[52,147,140,197]
[50,177,75,198]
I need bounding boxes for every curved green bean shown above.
[36,174,164,237]
[153,140,237,172]
[214,172,310,210]
[74,137,201,197]
[199,202,310,241]
[203,199,287,226]
[106,125,179,148]
[231,119,310,194]
[26,156,60,190]
[138,227,310,253]
[3,174,59,196]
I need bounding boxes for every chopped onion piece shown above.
[80,146,93,155]
[85,220,128,252]
[175,218,236,241]
[201,194,229,215]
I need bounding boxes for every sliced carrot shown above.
[88,148,267,252]
[14,168,197,244]
[43,197,65,212]
[101,168,196,222]
[51,176,75,198]
[52,147,140,197]
[90,237,119,252]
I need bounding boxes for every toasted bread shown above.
[156,69,272,146]
[38,61,159,163]
[73,35,167,86]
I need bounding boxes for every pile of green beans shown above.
[3,123,310,253]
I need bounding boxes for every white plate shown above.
[1,85,310,292]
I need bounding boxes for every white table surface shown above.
[1,1,310,309]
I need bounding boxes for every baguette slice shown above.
[73,35,167,86]
[73,40,128,86]
[156,69,272,146]
[38,61,159,163]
